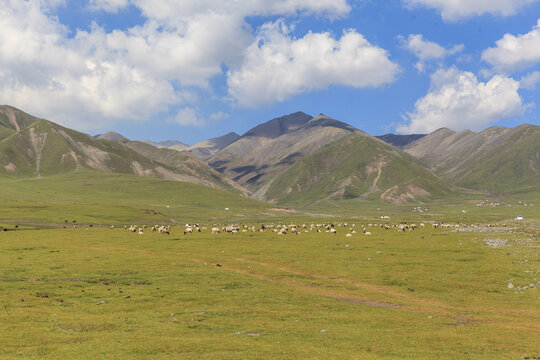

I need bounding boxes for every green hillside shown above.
[403,124,540,194]
[0,170,270,226]
[0,118,170,177]
[0,106,244,193]
[452,125,540,193]
[265,134,457,207]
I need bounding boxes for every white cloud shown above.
[403,0,539,21]
[398,67,525,133]
[0,0,179,130]
[0,0,353,130]
[227,21,400,107]
[209,112,230,121]
[399,34,463,72]
[169,107,205,127]
[83,15,252,87]
[402,34,463,60]
[520,71,540,89]
[88,0,129,13]
[482,20,540,73]
[131,0,350,23]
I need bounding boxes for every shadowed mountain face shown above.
[376,133,426,148]
[401,125,540,193]
[242,111,313,139]
[186,132,241,160]
[0,106,242,193]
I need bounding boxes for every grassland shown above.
[0,222,538,359]
[2,168,538,229]
[0,170,271,227]
[0,169,539,359]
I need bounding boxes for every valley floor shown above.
[1,223,539,359]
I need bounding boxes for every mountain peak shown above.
[140,140,188,150]
[94,131,129,142]
[304,113,362,134]
[243,111,313,139]
[432,127,457,135]
[187,132,242,160]
[0,105,41,131]
[376,133,427,148]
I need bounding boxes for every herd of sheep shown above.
[113,221,477,237]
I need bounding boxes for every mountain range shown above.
[1,105,538,207]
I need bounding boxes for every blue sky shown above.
[1,0,540,144]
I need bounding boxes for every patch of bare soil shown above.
[380,184,430,204]
[28,127,47,178]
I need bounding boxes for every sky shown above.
[1,0,540,144]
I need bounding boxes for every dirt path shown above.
[66,244,540,330]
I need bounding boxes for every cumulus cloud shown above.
[88,0,129,13]
[482,20,540,73]
[403,0,539,21]
[0,0,179,130]
[169,107,205,127]
[209,112,230,121]
[520,71,540,89]
[398,67,525,133]
[399,34,463,72]
[227,21,400,107]
[0,0,353,130]
[131,0,351,22]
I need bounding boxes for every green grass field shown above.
[1,171,539,358]
[0,170,273,228]
[1,223,538,359]
[1,170,538,229]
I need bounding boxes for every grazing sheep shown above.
[212,227,221,234]
[330,228,336,235]
[184,227,193,235]
[138,229,144,235]
[159,226,170,235]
